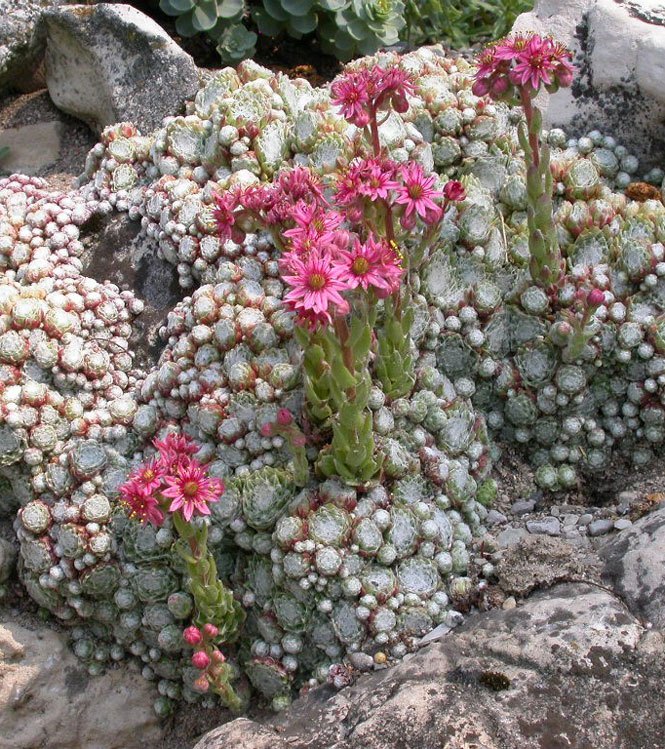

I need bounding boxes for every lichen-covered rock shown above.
[600,504,665,627]
[43,3,200,133]
[193,584,659,749]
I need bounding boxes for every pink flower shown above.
[443,180,466,203]
[153,432,199,469]
[394,163,444,222]
[203,623,220,638]
[509,35,558,91]
[120,480,165,528]
[331,70,371,127]
[474,45,501,78]
[183,626,203,645]
[162,458,224,521]
[376,67,414,112]
[129,458,164,494]
[493,33,531,62]
[213,190,243,243]
[337,235,403,294]
[282,250,350,327]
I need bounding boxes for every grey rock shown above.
[511,499,535,516]
[0,0,72,94]
[578,513,593,526]
[486,509,507,526]
[526,517,561,536]
[588,518,614,537]
[550,506,560,517]
[349,652,375,671]
[561,513,580,526]
[614,519,633,531]
[43,4,200,134]
[513,0,665,170]
[601,505,665,627]
[417,622,451,647]
[193,584,658,749]
[617,490,640,504]
[0,621,163,749]
[0,122,63,175]
[0,537,16,583]
[561,527,581,540]
[495,526,526,547]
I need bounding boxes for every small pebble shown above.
[349,652,375,671]
[561,528,581,540]
[550,506,560,517]
[562,514,580,526]
[614,518,633,531]
[511,500,535,515]
[578,513,593,527]
[617,490,639,504]
[526,517,561,536]
[486,509,507,526]
[588,518,614,536]
[502,596,517,610]
[495,527,527,547]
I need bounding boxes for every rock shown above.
[193,583,661,749]
[0,538,16,583]
[496,535,598,597]
[512,0,665,170]
[579,513,593,526]
[501,596,516,610]
[526,517,561,536]
[494,526,526,547]
[486,509,507,526]
[600,505,665,627]
[510,499,535,515]
[614,518,633,531]
[561,513,580,526]
[349,652,375,671]
[43,3,200,134]
[0,122,63,175]
[588,518,614,536]
[0,621,163,749]
[0,0,72,94]
[417,622,451,647]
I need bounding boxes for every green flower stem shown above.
[518,89,563,289]
[171,512,246,710]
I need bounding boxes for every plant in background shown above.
[472,33,574,289]
[213,64,465,486]
[120,432,246,710]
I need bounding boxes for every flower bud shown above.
[260,422,273,437]
[277,408,293,426]
[192,650,211,669]
[587,289,605,308]
[203,623,219,638]
[193,675,210,693]
[472,78,490,97]
[443,180,466,202]
[211,649,226,664]
[183,626,203,645]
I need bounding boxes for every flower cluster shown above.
[120,432,225,524]
[330,65,414,127]
[472,33,574,100]
[183,623,230,694]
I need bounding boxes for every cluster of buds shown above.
[259,408,308,486]
[183,623,230,694]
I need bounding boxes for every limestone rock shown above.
[194,583,663,749]
[600,505,665,628]
[512,0,665,170]
[0,621,163,749]
[43,3,200,134]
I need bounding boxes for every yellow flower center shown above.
[183,481,199,497]
[409,185,423,199]
[143,469,155,481]
[309,274,326,290]
[352,257,370,275]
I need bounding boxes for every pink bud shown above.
[203,623,219,638]
[192,651,211,669]
[443,180,466,202]
[391,94,409,113]
[292,435,307,447]
[260,422,273,437]
[352,111,370,128]
[211,649,226,664]
[587,288,605,307]
[193,675,210,693]
[183,626,203,645]
[556,67,574,88]
[277,408,293,426]
[472,78,490,97]
[490,75,510,97]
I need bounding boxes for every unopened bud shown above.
[192,650,211,669]
[183,626,203,645]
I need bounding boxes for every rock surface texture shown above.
[43,3,200,134]
[512,0,665,171]
[0,621,164,749]
[0,0,73,94]
[194,508,665,749]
